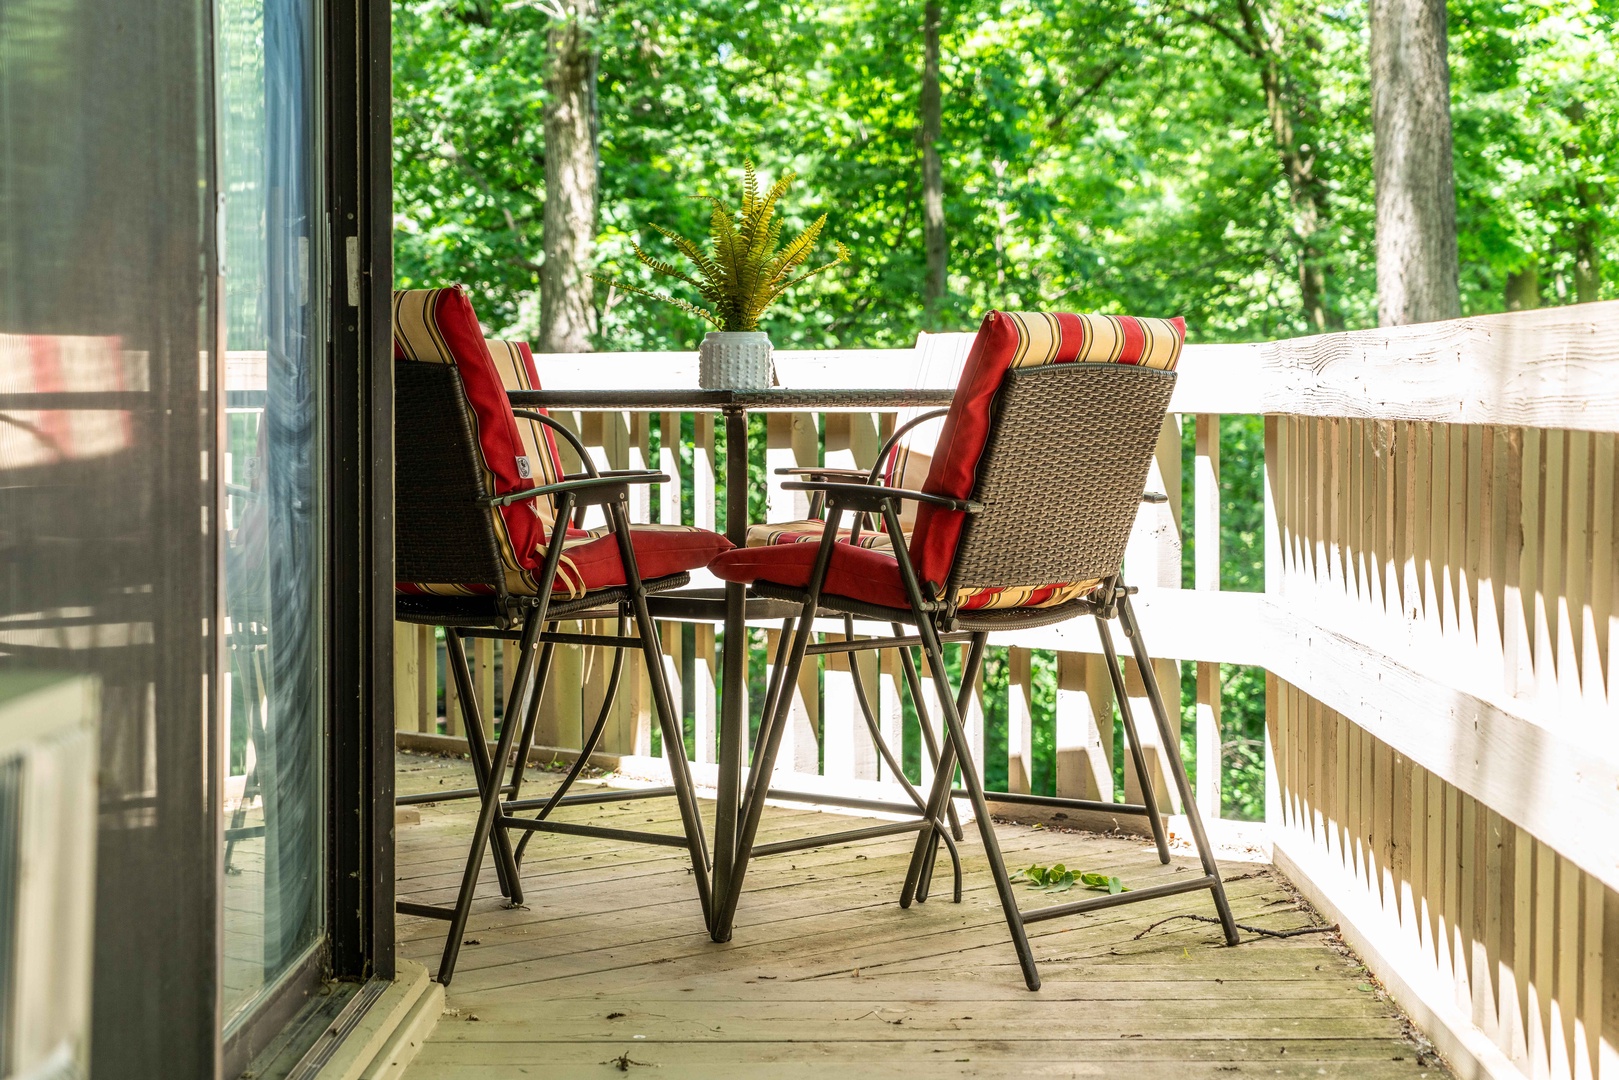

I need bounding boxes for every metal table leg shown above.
[710,406,751,940]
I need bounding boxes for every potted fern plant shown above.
[594,163,851,389]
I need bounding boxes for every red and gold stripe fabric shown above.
[486,337,567,527]
[745,519,894,551]
[905,309,1184,609]
[393,287,547,595]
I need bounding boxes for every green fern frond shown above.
[768,241,851,296]
[630,244,715,299]
[596,163,852,333]
[590,274,722,329]
[767,214,827,280]
[646,224,724,288]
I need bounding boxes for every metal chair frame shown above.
[709,361,1240,989]
[392,360,712,984]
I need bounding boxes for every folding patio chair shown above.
[389,287,731,984]
[707,309,1240,989]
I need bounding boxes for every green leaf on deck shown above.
[1013,864,1128,895]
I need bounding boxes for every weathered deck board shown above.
[395,753,1445,1079]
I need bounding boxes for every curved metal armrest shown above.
[782,479,982,514]
[511,407,599,478]
[564,468,665,481]
[773,467,871,480]
[864,408,949,484]
[484,471,670,509]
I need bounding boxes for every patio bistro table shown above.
[506,387,955,941]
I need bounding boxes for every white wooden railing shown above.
[394,302,1619,1080]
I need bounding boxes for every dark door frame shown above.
[219,0,392,1071]
[324,0,394,986]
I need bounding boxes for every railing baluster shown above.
[1194,413,1222,819]
[1055,651,1112,803]
[691,412,718,763]
[474,636,494,738]
[442,635,459,737]
[418,626,434,733]
[1006,647,1033,796]
[394,621,418,733]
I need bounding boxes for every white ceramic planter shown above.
[698,331,773,389]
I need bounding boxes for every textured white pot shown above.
[698,331,773,389]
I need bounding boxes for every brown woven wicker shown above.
[394,358,506,597]
[946,363,1175,595]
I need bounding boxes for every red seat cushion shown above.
[401,523,732,599]
[710,542,911,610]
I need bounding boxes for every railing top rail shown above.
[528,302,1619,431]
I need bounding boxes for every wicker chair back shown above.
[945,362,1176,595]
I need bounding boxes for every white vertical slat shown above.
[1194,413,1222,818]
[1007,647,1034,795]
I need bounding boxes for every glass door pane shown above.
[218,0,325,1028]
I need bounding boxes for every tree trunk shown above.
[1505,259,1539,310]
[1370,0,1461,326]
[1573,206,1600,304]
[1221,1,1338,332]
[541,0,599,353]
[920,0,946,326]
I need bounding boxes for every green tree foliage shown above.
[394,0,1617,817]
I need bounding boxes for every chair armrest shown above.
[563,468,666,481]
[1141,491,1169,504]
[781,479,982,514]
[484,472,670,508]
[774,467,873,480]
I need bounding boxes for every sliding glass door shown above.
[217,0,327,1031]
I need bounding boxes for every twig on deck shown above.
[1132,913,1341,942]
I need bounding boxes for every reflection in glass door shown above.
[218,0,325,1027]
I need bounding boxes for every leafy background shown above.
[395,0,1616,818]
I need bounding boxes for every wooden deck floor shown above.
[395,752,1445,1080]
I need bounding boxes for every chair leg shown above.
[912,633,988,903]
[892,625,965,843]
[448,629,522,900]
[600,497,713,926]
[627,588,714,925]
[1095,614,1172,865]
[709,600,825,941]
[1118,591,1240,946]
[844,617,963,904]
[511,625,626,868]
[912,624,1041,990]
[436,612,544,984]
[899,632,987,906]
[504,639,556,804]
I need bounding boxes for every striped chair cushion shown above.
[486,337,568,527]
[394,287,733,598]
[906,310,1183,608]
[394,287,551,595]
[712,309,1182,612]
[745,520,894,551]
